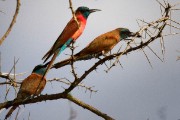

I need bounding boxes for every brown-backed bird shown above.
[5,64,47,119]
[52,28,140,69]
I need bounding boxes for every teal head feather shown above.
[76,6,101,19]
[32,64,47,76]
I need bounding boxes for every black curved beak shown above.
[89,9,101,13]
[129,32,141,38]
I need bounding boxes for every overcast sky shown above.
[0,0,180,120]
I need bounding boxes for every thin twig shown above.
[69,0,79,28]
[15,107,20,120]
[70,42,78,80]
[48,78,98,93]
[147,45,163,62]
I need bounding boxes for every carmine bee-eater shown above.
[42,6,100,77]
[52,28,141,69]
[5,64,47,119]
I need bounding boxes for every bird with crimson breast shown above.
[42,6,101,77]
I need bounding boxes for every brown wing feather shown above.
[5,73,46,119]
[76,29,120,57]
[42,18,79,62]
[18,73,46,98]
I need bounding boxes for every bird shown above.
[52,28,141,69]
[42,6,100,77]
[5,64,47,119]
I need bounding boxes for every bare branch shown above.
[70,42,78,80]
[147,45,163,62]
[0,0,21,45]
[67,95,115,120]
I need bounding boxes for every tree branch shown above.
[0,0,21,45]
[69,0,79,28]
[0,93,67,110]
[67,94,115,120]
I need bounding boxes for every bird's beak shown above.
[89,9,101,13]
[129,32,141,38]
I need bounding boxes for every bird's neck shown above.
[76,12,87,24]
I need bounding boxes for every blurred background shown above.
[0,0,179,120]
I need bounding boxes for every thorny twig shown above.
[48,78,98,93]
[0,58,20,88]
[104,0,179,71]
[70,42,78,80]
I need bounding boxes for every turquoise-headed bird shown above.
[5,64,47,119]
[52,28,141,69]
[42,6,100,77]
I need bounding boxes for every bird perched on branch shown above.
[52,28,141,69]
[5,64,47,119]
[42,6,100,77]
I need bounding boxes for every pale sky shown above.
[0,0,180,120]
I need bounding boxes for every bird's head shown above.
[76,6,101,19]
[32,64,48,75]
[119,28,141,40]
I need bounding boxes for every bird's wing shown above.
[76,34,119,57]
[18,73,46,98]
[42,18,80,62]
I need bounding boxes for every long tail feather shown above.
[5,106,18,120]
[52,53,102,69]
[43,51,59,78]
[52,57,75,69]
[42,50,52,63]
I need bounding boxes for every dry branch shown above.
[67,95,114,120]
[0,0,20,45]
[0,94,113,120]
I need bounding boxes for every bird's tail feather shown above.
[52,53,101,69]
[42,50,51,63]
[52,56,77,69]
[43,51,59,78]
[5,106,18,120]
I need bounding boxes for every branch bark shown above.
[0,93,114,120]
[0,0,20,45]
[67,95,115,120]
